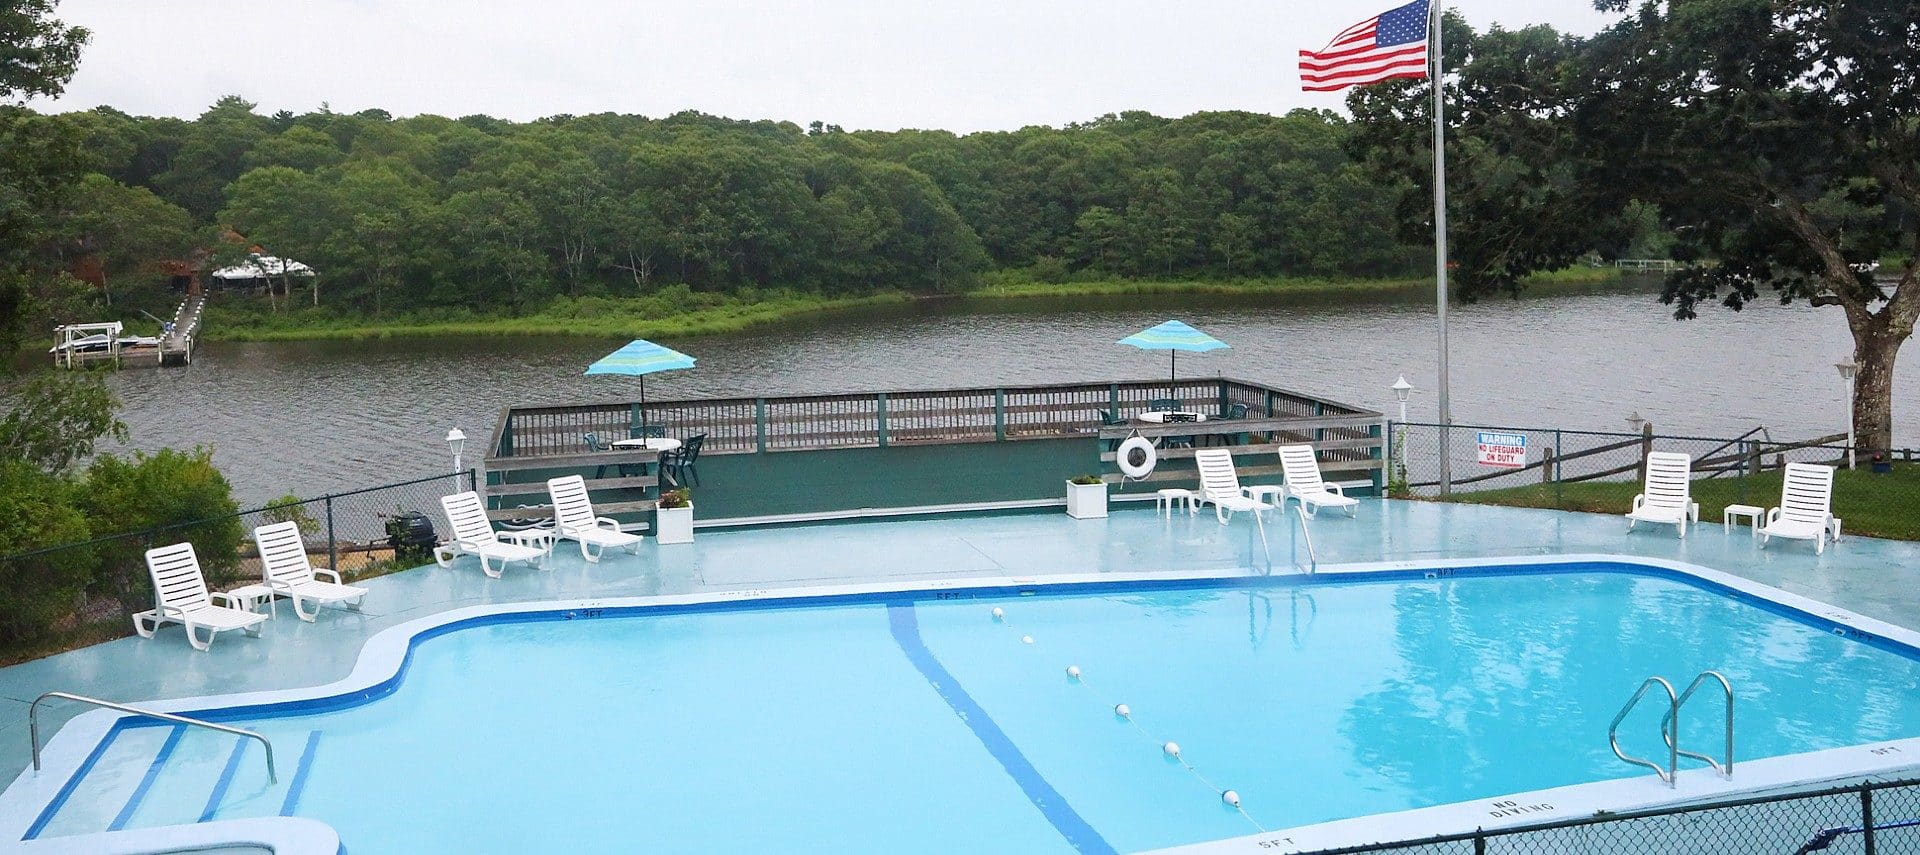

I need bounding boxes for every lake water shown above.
[105,282,1913,504]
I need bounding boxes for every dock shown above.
[52,295,202,369]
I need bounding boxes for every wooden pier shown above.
[52,295,202,369]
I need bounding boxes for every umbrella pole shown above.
[1170,352,1177,402]
[639,376,647,431]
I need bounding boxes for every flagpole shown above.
[1430,0,1453,496]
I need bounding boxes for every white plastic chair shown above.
[1194,448,1276,524]
[1626,451,1700,537]
[133,542,267,651]
[1760,463,1839,554]
[252,521,368,621]
[436,491,546,577]
[547,475,644,562]
[1277,444,1360,519]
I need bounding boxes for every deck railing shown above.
[488,378,1377,460]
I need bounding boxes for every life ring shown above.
[1117,436,1158,480]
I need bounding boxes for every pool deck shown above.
[3,498,1917,786]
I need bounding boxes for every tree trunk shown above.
[1850,325,1906,454]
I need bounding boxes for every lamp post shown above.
[446,427,466,476]
[1391,375,1414,425]
[1625,411,1646,434]
[1835,361,1858,469]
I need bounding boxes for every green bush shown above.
[0,462,93,641]
[81,448,244,612]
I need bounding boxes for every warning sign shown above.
[1476,431,1527,468]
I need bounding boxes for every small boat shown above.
[117,336,161,349]
[49,334,114,354]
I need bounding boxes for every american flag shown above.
[1299,0,1431,92]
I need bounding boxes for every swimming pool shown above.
[10,558,1920,853]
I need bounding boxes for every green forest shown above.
[14,99,1463,338]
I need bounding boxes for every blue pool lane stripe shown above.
[199,737,251,822]
[886,604,1116,855]
[280,731,322,816]
[108,724,185,831]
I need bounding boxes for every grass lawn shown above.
[1447,463,1920,541]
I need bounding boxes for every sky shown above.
[35,0,1617,132]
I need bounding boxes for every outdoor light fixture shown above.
[446,427,467,474]
[1390,375,1415,425]
[1625,411,1646,434]
[1836,362,1858,469]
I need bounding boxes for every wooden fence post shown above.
[1637,422,1655,483]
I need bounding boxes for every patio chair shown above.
[629,424,666,439]
[1099,411,1127,451]
[585,431,613,478]
[252,521,368,621]
[133,542,267,652]
[661,433,706,487]
[1194,448,1276,524]
[1278,444,1360,519]
[436,491,547,578]
[547,475,645,562]
[1760,463,1840,554]
[1213,402,1252,446]
[1625,451,1699,538]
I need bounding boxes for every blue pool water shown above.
[26,568,1920,853]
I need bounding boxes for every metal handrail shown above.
[1609,677,1679,786]
[1290,504,1317,574]
[1661,671,1735,778]
[30,691,276,783]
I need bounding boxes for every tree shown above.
[0,460,91,641]
[1573,0,1919,453]
[0,0,87,103]
[0,372,127,475]
[81,447,243,612]
[52,174,195,306]
[1350,4,1918,452]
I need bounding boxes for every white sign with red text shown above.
[1476,431,1527,468]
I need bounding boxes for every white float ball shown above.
[1021,635,1034,645]
[1163,741,1181,757]
[991,607,1005,621]
[1066,665,1082,679]
[1114,703,1131,717]
[1222,790,1241,807]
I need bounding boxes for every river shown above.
[105,281,1915,504]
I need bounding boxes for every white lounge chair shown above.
[133,542,267,652]
[1760,463,1840,554]
[1194,448,1276,524]
[1277,444,1360,519]
[547,475,644,562]
[436,491,546,577]
[1625,451,1700,537]
[252,521,368,621]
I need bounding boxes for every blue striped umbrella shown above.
[1118,320,1230,398]
[584,339,697,426]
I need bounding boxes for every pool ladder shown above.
[30,691,277,782]
[1606,671,1733,787]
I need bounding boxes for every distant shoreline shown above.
[200,268,1628,343]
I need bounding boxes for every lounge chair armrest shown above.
[1764,507,1782,525]
[1630,494,1646,512]
[454,538,488,551]
[313,568,344,584]
[1325,483,1345,497]
[595,516,623,531]
[209,591,241,609]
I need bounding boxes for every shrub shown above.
[262,493,321,536]
[81,448,244,613]
[0,462,93,641]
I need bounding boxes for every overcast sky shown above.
[36,0,1617,132]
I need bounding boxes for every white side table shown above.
[501,529,557,560]
[223,583,279,619]
[1722,504,1764,535]
[1155,488,1197,517]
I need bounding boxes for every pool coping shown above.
[6,552,1920,854]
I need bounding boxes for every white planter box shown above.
[656,504,695,544]
[1065,481,1109,519]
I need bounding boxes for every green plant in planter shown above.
[1069,474,1104,485]
[659,488,692,509]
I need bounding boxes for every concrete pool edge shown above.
[7,553,1920,852]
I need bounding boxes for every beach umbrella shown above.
[584,339,697,428]
[1117,320,1230,399]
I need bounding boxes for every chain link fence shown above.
[1296,776,1920,854]
[0,470,475,623]
[1386,422,1919,540]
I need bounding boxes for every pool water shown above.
[27,569,1920,853]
